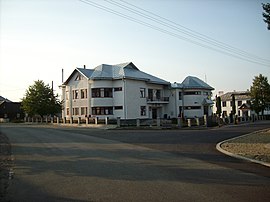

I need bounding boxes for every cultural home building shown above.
[61,62,214,120]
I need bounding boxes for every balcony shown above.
[147,97,169,104]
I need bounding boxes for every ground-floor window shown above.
[92,107,113,115]
[140,106,146,116]
[73,107,79,115]
[66,108,69,116]
[81,107,88,115]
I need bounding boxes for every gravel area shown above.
[0,131,13,202]
[221,129,270,163]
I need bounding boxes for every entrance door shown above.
[152,108,157,119]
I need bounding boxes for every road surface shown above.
[1,122,270,202]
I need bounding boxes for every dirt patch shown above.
[221,129,270,163]
[0,131,13,202]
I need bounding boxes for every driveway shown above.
[1,121,270,202]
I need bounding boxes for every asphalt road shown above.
[1,121,270,202]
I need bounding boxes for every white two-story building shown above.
[61,62,214,120]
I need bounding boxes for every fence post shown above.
[136,118,140,127]
[157,117,161,127]
[196,118,200,126]
[187,119,191,127]
[117,117,121,127]
[86,117,89,125]
[70,117,73,124]
[95,117,98,125]
[177,117,182,128]
[204,115,208,127]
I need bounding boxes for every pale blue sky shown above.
[1,0,269,101]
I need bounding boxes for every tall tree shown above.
[216,96,222,117]
[22,80,62,117]
[262,3,270,30]
[250,74,270,115]
[231,94,236,115]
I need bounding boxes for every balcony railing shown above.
[147,97,169,103]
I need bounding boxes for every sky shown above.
[0,0,270,102]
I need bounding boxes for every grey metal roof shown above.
[73,62,170,85]
[220,91,251,101]
[171,76,214,90]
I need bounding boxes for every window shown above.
[104,88,113,97]
[184,91,201,95]
[92,107,113,115]
[66,108,69,116]
[81,107,88,115]
[81,89,87,99]
[140,88,146,98]
[92,88,112,98]
[204,92,209,96]
[222,101,226,107]
[238,101,242,106]
[114,87,122,91]
[73,107,79,115]
[230,101,234,107]
[178,92,182,100]
[92,88,100,97]
[75,74,83,81]
[156,90,161,99]
[140,106,146,116]
[184,106,201,110]
[114,106,123,110]
[73,90,79,99]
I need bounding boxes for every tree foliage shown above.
[250,74,270,115]
[231,94,236,115]
[22,80,62,117]
[262,3,270,30]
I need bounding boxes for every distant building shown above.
[61,62,215,120]
[0,96,24,121]
[213,91,253,117]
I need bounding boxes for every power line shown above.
[79,0,270,67]
[118,0,270,64]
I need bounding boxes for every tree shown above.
[262,3,270,30]
[215,96,222,117]
[22,80,62,117]
[231,94,236,115]
[250,74,270,115]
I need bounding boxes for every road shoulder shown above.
[216,128,270,168]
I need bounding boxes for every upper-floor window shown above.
[222,101,226,107]
[178,92,182,100]
[81,89,87,99]
[238,101,242,106]
[184,91,201,95]
[114,87,122,92]
[72,90,79,99]
[140,88,145,98]
[92,88,113,98]
[75,74,83,81]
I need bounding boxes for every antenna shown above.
[204,74,207,83]
[62,68,64,83]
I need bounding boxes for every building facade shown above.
[61,62,214,120]
[213,91,253,118]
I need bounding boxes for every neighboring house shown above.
[168,77,214,119]
[61,62,215,120]
[0,96,24,120]
[213,91,253,118]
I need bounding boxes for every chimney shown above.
[84,65,86,69]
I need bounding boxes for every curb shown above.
[216,129,270,168]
